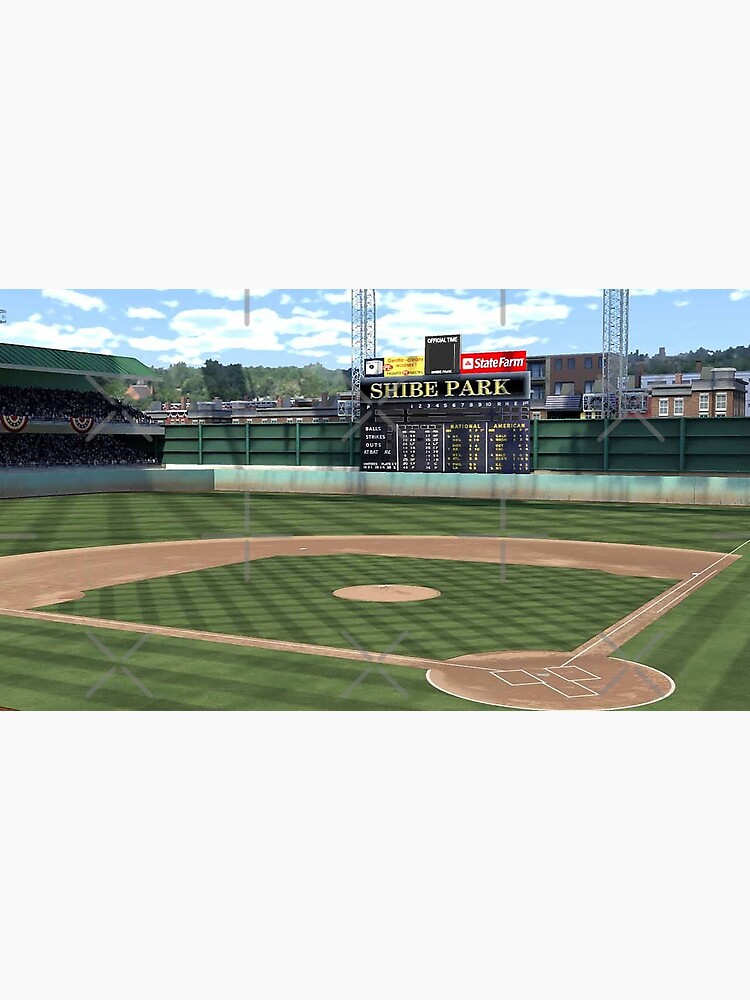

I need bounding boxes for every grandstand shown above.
[0,342,163,468]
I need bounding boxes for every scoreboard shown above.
[359,372,531,475]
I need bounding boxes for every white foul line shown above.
[560,537,750,668]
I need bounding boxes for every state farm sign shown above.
[460,351,527,373]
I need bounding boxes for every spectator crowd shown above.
[0,386,154,424]
[0,434,159,468]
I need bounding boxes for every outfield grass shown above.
[2,491,750,710]
[1,491,750,557]
[41,555,670,661]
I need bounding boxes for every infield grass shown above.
[39,555,671,662]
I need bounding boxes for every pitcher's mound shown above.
[333,584,441,603]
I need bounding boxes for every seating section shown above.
[0,433,158,468]
[0,386,154,424]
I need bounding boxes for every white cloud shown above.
[42,288,106,312]
[471,335,545,352]
[531,288,689,300]
[730,289,750,301]
[586,303,599,311]
[673,300,690,308]
[28,312,42,321]
[374,290,564,353]
[2,319,121,353]
[292,306,328,318]
[126,306,166,320]
[322,290,350,306]
[124,305,352,365]
[158,353,205,367]
[334,355,351,366]
[526,288,601,299]
[197,289,272,301]
[289,330,348,352]
[161,299,179,308]
[279,294,292,305]
[126,335,176,352]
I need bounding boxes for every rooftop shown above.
[0,342,158,381]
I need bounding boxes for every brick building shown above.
[647,367,747,418]
[527,351,604,418]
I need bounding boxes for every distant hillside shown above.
[630,345,750,375]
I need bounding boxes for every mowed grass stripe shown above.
[41,555,672,662]
[0,615,495,712]
[3,492,750,557]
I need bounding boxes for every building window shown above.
[531,386,544,400]
[567,358,576,370]
[584,357,593,369]
[270,418,278,424]
[598,357,603,368]
[554,358,563,370]
[716,392,727,412]
[699,392,710,413]
[554,382,563,394]
[261,418,269,424]
[529,362,545,379]
[584,380,595,393]
[658,398,669,416]
[673,398,684,416]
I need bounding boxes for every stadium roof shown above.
[0,342,158,380]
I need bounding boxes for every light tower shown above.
[601,289,629,418]
[350,289,376,421]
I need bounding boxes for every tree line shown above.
[102,360,351,407]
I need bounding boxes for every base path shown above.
[0,535,739,710]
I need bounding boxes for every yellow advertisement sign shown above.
[384,355,424,377]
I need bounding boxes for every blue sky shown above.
[1,288,749,369]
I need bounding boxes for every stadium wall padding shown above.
[159,417,750,475]
[2,464,750,505]
[0,466,216,498]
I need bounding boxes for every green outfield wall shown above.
[159,417,750,475]
[2,464,750,505]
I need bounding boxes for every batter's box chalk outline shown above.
[548,664,601,682]
[491,669,544,687]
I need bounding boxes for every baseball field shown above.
[1,490,749,711]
